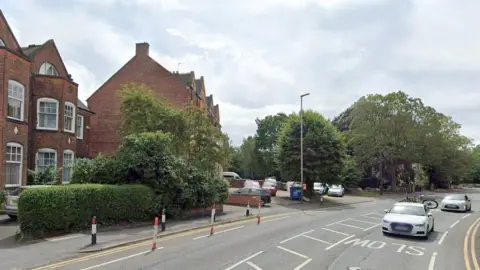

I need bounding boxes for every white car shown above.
[314,182,328,195]
[440,194,472,212]
[328,185,344,197]
[382,202,434,239]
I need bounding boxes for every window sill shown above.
[36,127,58,131]
[7,117,25,124]
[64,129,75,134]
[5,184,21,188]
[76,137,83,140]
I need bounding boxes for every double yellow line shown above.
[464,217,480,270]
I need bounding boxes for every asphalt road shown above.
[27,191,480,270]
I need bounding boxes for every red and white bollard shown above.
[210,203,216,236]
[91,216,97,245]
[246,201,250,217]
[161,209,166,232]
[152,217,159,250]
[257,202,261,225]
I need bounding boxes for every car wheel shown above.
[261,198,265,206]
[8,215,17,220]
[430,221,434,232]
[423,231,429,240]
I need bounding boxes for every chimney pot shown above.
[136,42,149,56]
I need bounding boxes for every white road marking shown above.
[361,215,380,220]
[462,214,471,219]
[80,250,155,270]
[326,218,351,226]
[45,233,84,242]
[280,230,315,244]
[321,228,350,236]
[302,234,332,244]
[363,223,382,231]
[277,246,309,259]
[262,216,289,223]
[225,251,264,270]
[349,218,378,225]
[294,258,313,270]
[363,213,384,218]
[336,222,366,230]
[325,235,356,250]
[246,261,263,270]
[428,252,438,270]
[438,231,448,245]
[193,226,244,240]
[450,220,460,228]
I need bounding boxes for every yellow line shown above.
[471,219,480,270]
[465,217,480,270]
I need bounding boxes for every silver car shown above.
[314,182,328,195]
[440,194,472,212]
[4,185,52,219]
[328,185,345,197]
[382,202,435,239]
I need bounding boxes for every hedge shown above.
[18,184,155,237]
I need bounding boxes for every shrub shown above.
[18,184,155,237]
[0,190,5,207]
[27,165,59,185]
[70,155,123,184]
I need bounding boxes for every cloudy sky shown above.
[3,0,480,145]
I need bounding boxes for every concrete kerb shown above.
[77,199,376,253]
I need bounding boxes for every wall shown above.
[226,194,261,207]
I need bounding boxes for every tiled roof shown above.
[77,99,89,111]
[21,44,43,58]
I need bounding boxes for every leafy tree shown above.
[341,156,363,187]
[276,110,345,195]
[235,136,263,179]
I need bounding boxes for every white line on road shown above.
[294,258,313,270]
[80,250,157,270]
[438,231,448,245]
[428,252,438,270]
[262,216,289,223]
[225,251,264,270]
[450,220,460,228]
[349,218,378,225]
[325,235,355,250]
[45,233,84,242]
[277,246,309,259]
[193,226,244,240]
[361,214,381,220]
[246,261,263,270]
[280,230,315,244]
[302,234,332,244]
[336,222,366,230]
[462,214,471,219]
[364,212,384,218]
[363,223,382,231]
[321,228,350,236]
[326,218,351,226]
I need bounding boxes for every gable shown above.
[26,39,70,79]
[0,10,23,54]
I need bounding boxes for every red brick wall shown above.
[75,110,91,158]
[229,179,265,188]
[226,194,261,207]
[87,43,191,157]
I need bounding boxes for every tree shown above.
[466,145,480,184]
[276,110,345,196]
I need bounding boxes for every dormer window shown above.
[0,38,5,46]
[39,62,59,76]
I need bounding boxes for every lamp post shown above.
[300,93,310,202]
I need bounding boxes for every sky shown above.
[2,0,480,146]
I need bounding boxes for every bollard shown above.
[211,203,216,224]
[246,201,250,217]
[161,209,166,232]
[152,217,159,250]
[91,216,97,245]
[257,202,261,225]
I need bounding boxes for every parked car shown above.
[328,185,345,197]
[222,172,242,181]
[382,202,434,239]
[231,187,272,206]
[4,185,52,220]
[440,194,472,212]
[262,181,277,196]
[244,180,261,189]
[314,182,329,195]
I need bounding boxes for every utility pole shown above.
[300,93,310,202]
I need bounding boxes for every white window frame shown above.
[76,115,84,139]
[62,150,75,184]
[39,62,59,76]
[64,102,76,133]
[7,80,25,121]
[5,142,23,187]
[35,148,57,172]
[0,38,5,46]
[37,97,59,130]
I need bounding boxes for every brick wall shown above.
[75,109,91,158]
[226,194,261,207]
[229,179,265,188]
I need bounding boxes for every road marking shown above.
[336,222,365,230]
[277,246,309,259]
[193,226,244,240]
[325,235,355,250]
[262,216,289,223]
[438,231,448,245]
[321,228,350,236]
[363,223,381,231]
[428,252,437,270]
[326,218,351,226]
[280,230,315,244]
[80,250,155,270]
[361,214,380,220]
[294,258,313,270]
[45,233,84,242]
[225,251,264,270]
[450,220,460,228]
[246,261,263,270]
[302,234,332,244]
[463,214,472,219]
[464,217,480,270]
[471,220,480,270]
[349,218,378,225]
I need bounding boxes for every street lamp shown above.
[300,93,310,202]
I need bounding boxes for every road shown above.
[26,192,480,270]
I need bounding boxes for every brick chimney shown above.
[136,42,149,56]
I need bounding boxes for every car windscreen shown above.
[330,185,342,189]
[263,182,275,187]
[314,183,322,187]
[389,205,426,216]
[444,195,465,201]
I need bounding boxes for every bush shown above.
[0,190,5,207]
[18,184,155,237]
[27,165,59,185]
[70,155,123,184]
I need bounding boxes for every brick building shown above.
[0,10,94,189]
[87,42,220,157]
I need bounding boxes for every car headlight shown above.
[382,219,390,223]
[415,224,425,227]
